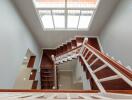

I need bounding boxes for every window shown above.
[33,0,98,30]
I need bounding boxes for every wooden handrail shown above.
[0,89,98,93]
[0,89,131,94]
[107,90,132,94]
[85,43,132,80]
[56,45,82,57]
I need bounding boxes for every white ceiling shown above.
[13,0,119,48]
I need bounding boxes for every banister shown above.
[80,54,106,93]
[85,43,132,80]
[0,89,131,94]
[0,89,98,93]
[51,55,57,89]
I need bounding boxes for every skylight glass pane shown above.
[41,15,54,28]
[52,10,65,28]
[53,15,65,28]
[68,10,80,15]
[35,0,65,8]
[68,10,80,28]
[39,10,51,16]
[81,10,94,15]
[78,15,92,29]
[67,0,97,8]
[68,15,79,28]
[52,10,64,15]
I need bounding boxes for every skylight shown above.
[53,10,65,28]
[33,0,98,30]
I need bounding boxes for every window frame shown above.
[33,0,99,30]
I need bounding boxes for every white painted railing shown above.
[55,48,80,64]
[83,44,132,87]
[51,55,57,89]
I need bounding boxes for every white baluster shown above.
[111,56,115,60]
[127,65,132,71]
[117,60,122,64]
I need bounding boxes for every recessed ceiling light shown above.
[24,78,26,80]
[24,57,28,60]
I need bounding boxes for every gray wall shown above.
[0,0,40,89]
[99,0,132,68]
[73,59,91,90]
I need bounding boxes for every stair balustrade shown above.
[54,37,132,93]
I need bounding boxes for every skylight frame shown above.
[34,0,99,31]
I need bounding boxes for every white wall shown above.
[73,59,91,90]
[14,67,33,89]
[99,0,132,68]
[58,71,83,90]
[0,0,40,89]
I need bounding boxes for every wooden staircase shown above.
[40,36,132,93]
[0,37,131,99]
[41,68,54,89]
[40,50,56,89]
[53,37,132,92]
[40,37,99,89]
